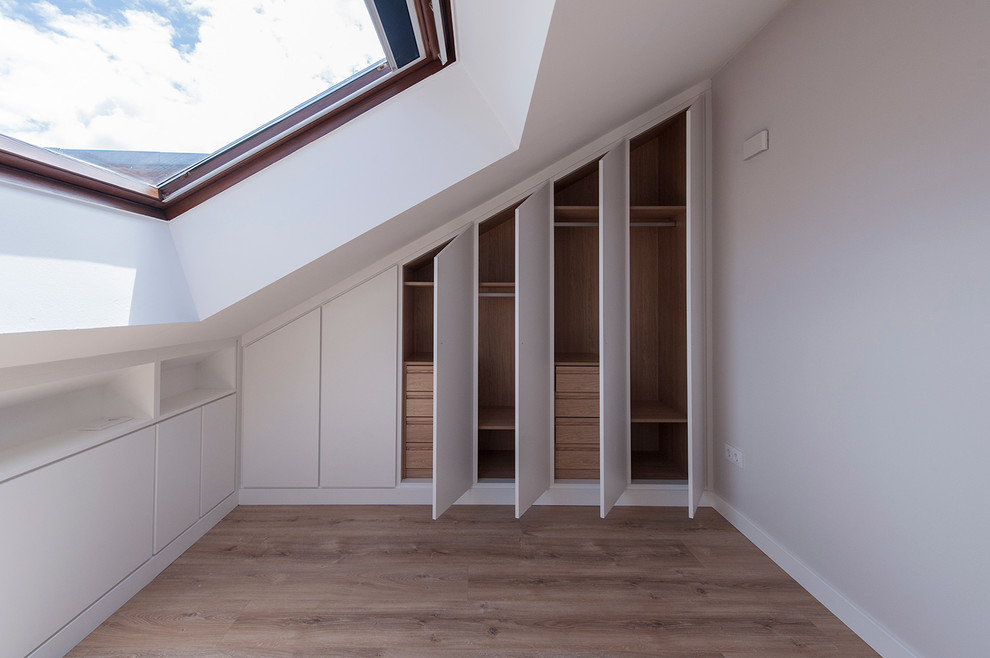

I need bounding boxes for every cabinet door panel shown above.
[686,98,708,517]
[0,428,154,658]
[156,408,202,553]
[201,395,236,515]
[321,268,399,488]
[433,227,476,519]
[515,182,554,517]
[241,309,321,487]
[600,140,631,517]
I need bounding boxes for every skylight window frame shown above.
[0,0,454,220]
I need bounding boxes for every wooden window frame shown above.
[0,0,454,221]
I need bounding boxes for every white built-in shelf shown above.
[159,388,235,419]
[0,416,151,485]
[158,347,236,419]
[0,363,156,483]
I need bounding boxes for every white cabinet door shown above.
[686,98,708,518]
[515,182,554,518]
[321,268,398,488]
[600,140,631,517]
[241,308,321,488]
[0,428,155,658]
[156,408,202,553]
[201,394,236,515]
[433,227,476,519]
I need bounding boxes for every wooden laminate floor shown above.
[69,505,876,657]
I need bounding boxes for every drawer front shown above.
[405,394,433,418]
[404,421,433,444]
[555,366,599,393]
[555,419,599,445]
[555,468,599,479]
[555,448,599,470]
[405,366,433,393]
[555,395,599,418]
[405,447,433,470]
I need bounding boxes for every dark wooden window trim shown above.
[0,0,453,221]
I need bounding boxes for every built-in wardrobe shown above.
[238,94,706,519]
[398,98,707,518]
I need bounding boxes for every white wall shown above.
[0,182,196,334]
[169,63,518,321]
[712,1,990,655]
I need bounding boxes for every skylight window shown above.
[0,0,452,217]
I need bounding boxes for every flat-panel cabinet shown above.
[241,309,321,488]
[321,268,398,488]
[0,427,155,658]
[155,409,202,553]
[201,395,236,516]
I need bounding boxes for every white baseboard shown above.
[30,492,239,658]
[238,483,433,505]
[241,482,700,509]
[709,493,918,658]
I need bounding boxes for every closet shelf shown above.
[554,205,685,222]
[630,451,688,481]
[631,400,687,423]
[479,282,515,293]
[404,281,434,287]
[555,353,599,366]
[477,449,515,480]
[478,406,515,430]
[404,353,434,366]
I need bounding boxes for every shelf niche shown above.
[159,347,236,418]
[553,162,601,481]
[0,363,156,482]
[478,208,516,482]
[629,110,688,482]
[401,243,447,479]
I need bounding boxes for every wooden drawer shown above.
[555,447,599,470]
[555,366,599,393]
[555,467,599,479]
[405,393,433,418]
[405,446,433,470]
[405,365,433,393]
[404,421,433,444]
[555,418,599,445]
[555,394,599,418]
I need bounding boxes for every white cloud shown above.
[0,0,385,153]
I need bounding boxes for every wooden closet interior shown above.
[401,243,445,479]
[629,111,688,482]
[553,161,601,480]
[400,108,693,486]
[477,207,518,481]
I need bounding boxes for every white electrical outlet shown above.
[724,444,744,468]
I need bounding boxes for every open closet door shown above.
[515,183,554,518]
[599,140,631,518]
[686,99,708,518]
[433,227,476,519]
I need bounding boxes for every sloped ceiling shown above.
[0,0,789,367]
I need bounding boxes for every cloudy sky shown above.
[0,0,385,155]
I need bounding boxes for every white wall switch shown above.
[743,129,769,160]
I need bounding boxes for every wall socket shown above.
[724,444,744,468]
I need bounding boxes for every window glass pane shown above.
[0,0,388,185]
